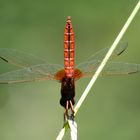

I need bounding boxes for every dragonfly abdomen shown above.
[64,16,74,78]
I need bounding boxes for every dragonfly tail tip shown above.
[67,16,71,20]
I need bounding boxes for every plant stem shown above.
[74,0,140,115]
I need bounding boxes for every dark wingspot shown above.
[117,48,126,56]
[0,57,8,62]
[117,42,128,56]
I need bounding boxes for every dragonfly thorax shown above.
[60,77,75,108]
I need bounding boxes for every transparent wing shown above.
[85,42,128,62]
[0,48,47,68]
[102,62,140,76]
[75,42,135,78]
[0,64,63,84]
[77,61,140,77]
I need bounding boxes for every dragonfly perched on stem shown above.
[0,16,140,120]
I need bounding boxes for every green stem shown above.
[74,0,140,115]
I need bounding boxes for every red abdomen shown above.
[64,16,74,78]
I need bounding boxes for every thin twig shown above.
[56,1,140,139]
[74,0,140,115]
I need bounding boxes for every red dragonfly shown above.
[0,16,140,118]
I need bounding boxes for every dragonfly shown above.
[0,16,140,119]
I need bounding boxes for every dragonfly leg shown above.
[64,100,69,121]
[69,100,75,119]
[64,100,75,121]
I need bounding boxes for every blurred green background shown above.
[0,0,140,140]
